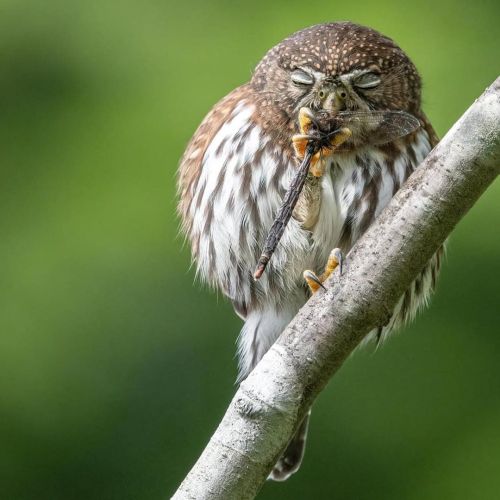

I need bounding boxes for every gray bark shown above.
[172,77,500,500]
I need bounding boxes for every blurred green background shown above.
[1,0,499,499]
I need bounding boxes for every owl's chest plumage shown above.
[281,136,431,290]
[311,133,431,254]
[185,102,431,314]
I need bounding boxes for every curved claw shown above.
[328,248,344,276]
[303,248,344,294]
[303,270,326,293]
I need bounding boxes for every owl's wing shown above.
[177,84,250,236]
[178,84,306,326]
[178,83,281,318]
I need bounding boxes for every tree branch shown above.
[172,77,500,500]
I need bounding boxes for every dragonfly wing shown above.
[368,111,421,145]
[336,111,421,146]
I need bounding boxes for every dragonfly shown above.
[253,108,421,280]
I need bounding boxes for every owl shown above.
[178,22,442,481]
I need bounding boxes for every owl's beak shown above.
[322,90,345,114]
[319,84,346,114]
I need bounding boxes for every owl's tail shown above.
[269,410,311,481]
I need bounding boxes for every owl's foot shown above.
[292,134,326,177]
[292,108,351,177]
[292,108,326,177]
[303,248,343,293]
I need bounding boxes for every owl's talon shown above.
[292,134,309,160]
[294,108,350,178]
[309,160,326,177]
[329,127,352,149]
[328,248,344,276]
[298,107,315,135]
[303,270,326,293]
[292,134,325,177]
[303,248,344,294]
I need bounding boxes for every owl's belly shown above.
[302,159,365,271]
[294,131,430,281]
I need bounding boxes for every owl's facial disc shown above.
[318,67,381,113]
[291,65,381,117]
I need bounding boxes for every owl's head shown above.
[251,22,422,121]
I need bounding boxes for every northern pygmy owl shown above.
[178,22,442,481]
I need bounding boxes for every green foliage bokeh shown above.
[1,1,499,498]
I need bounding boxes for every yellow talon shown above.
[330,127,352,148]
[293,109,352,178]
[303,248,344,293]
[298,107,314,135]
[292,134,309,159]
[309,158,327,177]
[291,133,327,177]
[303,270,325,293]
[322,248,343,279]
